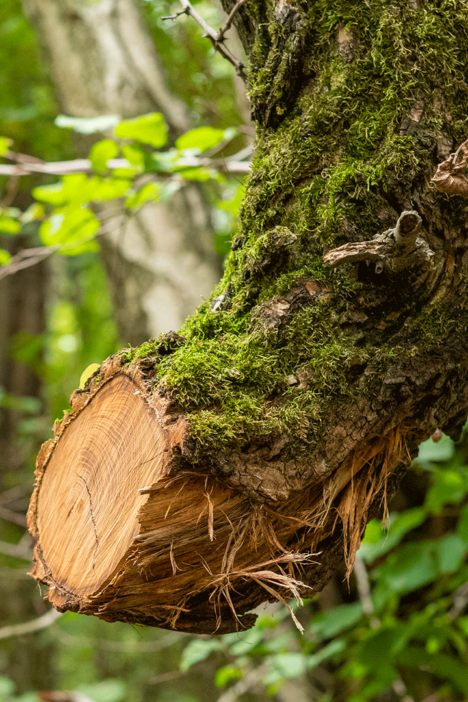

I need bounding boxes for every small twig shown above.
[0,608,62,641]
[0,539,32,560]
[161,7,189,21]
[0,215,126,280]
[163,0,247,81]
[0,485,30,505]
[448,581,468,620]
[353,554,374,616]
[51,624,184,653]
[0,246,57,281]
[0,505,27,527]
[0,174,20,208]
[353,554,380,628]
[217,0,249,43]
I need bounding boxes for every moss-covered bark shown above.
[124,0,468,493]
[29,0,468,631]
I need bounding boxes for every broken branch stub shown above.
[432,140,468,196]
[323,211,433,274]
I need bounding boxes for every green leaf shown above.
[357,626,407,674]
[174,165,217,182]
[225,628,263,656]
[114,112,168,148]
[125,183,161,210]
[457,504,468,546]
[359,508,426,563]
[0,215,21,234]
[21,203,45,223]
[151,150,178,172]
[79,363,101,389]
[34,175,131,207]
[122,143,145,170]
[78,679,127,702]
[395,647,468,693]
[175,126,229,152]
[373,541,438,594]
[271,653,307,679]
[0,248,11,265]
[0,675,15,696]
[39,205,100,256]
[436,533,466,573]
[310,602,363,640]
[218,185,245,216]
[33,182,67,206]
[214,666,243,688]
[0,136,12,156]
[179,639,222,672]
[55,114,121,134]
[90,139,119,172]
[425,468,468,513]
[306,639,346,669]
[417,434,455,463]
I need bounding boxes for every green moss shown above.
[125,0,468,460]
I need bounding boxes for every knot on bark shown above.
[323,211,434,274]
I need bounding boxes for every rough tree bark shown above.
[21,0,222,343]
[28,0,468,633]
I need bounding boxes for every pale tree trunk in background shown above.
[0,234,55,693]
[22,0,222,344]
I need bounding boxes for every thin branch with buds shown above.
[162,1,247,81]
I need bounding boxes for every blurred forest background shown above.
[0,1,468,701]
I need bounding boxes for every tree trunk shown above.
[0,233,56,692]
[28,0,468,633]
[21,0,222,343]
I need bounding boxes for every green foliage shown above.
[55,114,120,135]
[114,113,168,148]
[183,433,468,701]
[0,676,39,701]
[1,113,244,260]
[175,126,236,152]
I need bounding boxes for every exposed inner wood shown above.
[36,375,165,596]
[29,363,407,633]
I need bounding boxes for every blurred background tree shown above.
[0,1,467,701]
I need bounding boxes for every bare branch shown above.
[0,215,126,280]
[0,155,250,177]
[163,1,247,81]
[353,554,374,616]
[217,0,249,43]
[0,608,62,641]
[0,247,57,281]
[0,539,32,560]
[52,625,184,653]
[0,485,30,505]
[449,581,468,620]
[0,505,27,527]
